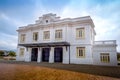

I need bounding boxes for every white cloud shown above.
[0,33,17,50]
[0,40,17,50]
[33,0,67,21]
[60,0,120,52]
[0,13,18,50]
[0,13,26,27]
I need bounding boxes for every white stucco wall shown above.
[93,44,117,66]
[16,46,26,61]
[68,25,93,44]
[70,45,93,64]
[24,48,32,62]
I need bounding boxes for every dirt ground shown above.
[0,63,119,80]
[1,60,120,78]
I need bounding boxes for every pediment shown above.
[35,13,60,24]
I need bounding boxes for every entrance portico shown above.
[19,42,70,64]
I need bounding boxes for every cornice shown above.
[17,14,95,32]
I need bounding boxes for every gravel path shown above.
[0,60,120,78]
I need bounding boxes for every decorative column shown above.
[25,48,31,62]
[37,47,42,63]
[63,46,69,64]
[49,47,54,63]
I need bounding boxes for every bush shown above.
[8,51,16,57]
[117,53,120,61]
[0,51,4,56]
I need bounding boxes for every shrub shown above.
[0,51,4,56]
[117,53,120,61]
[8,51,16,57]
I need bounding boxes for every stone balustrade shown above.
[94,40,116,45]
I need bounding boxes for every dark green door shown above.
[31,48,38,61]
[42,48,50,62]
[54,47,63,62]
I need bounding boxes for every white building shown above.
[16,13,117,66]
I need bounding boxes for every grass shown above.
[0,63,119,80]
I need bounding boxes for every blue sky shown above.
[0,0,120,51]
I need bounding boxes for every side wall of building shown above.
[93,44,117,66]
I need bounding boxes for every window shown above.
[46,20,48,23]
[33,32,38,41]
[76,28,85,39]
[55,30,62,40]
[20,34,25,43]
[19,48,24,56]
[100,53,110,63]
[76,47,85,58]
[43,31,50,40]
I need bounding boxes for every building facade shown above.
[16,13,117,66]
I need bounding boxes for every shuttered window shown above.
[33,32,38,41]
[76,28,85,39]
[19,48,24,57]
[55,30,62,40]
[100,53,110,63]
[20,34,26,43]
[43,31,50,40]
[76,47,85,58]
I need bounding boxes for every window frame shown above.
[20,34,26,43]
[76,28,85,39]
[55,29,62,40]
[19,48,24,57]
[46,20,48,23]
[100,53,110,63]
[76,47,85,58]
[33,32,38,41]
[43,31,50,40]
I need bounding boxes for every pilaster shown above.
[49,47,54,63]
[63,46,69,64]
[37,47,42,63]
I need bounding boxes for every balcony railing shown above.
[94,40,116,45]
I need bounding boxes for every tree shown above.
[117,53,120,61]
[0,51,4,56]
[8,51,16,57]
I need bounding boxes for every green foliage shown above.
[117,53,120,61]
[8,51,16,57]
[0,51,4,56]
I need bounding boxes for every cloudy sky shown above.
[0,0,120,52]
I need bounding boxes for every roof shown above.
[18,42,70,47]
